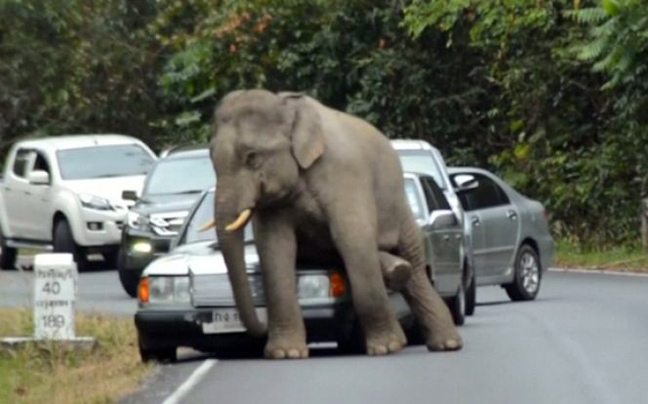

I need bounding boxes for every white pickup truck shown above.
[0,135,157,271]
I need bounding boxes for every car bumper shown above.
[75,208,127,247]
[538,234,555,272]
[135,304,356,352]
[122,228,174,271]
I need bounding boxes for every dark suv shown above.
[118,145,215,297]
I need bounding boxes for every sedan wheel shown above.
[505,244,541,301]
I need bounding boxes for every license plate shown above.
[202,308,267,334]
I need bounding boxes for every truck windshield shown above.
[144,156,215,196]
[57,145,155,180]
[397,151,447,190]
[182,190,253,245]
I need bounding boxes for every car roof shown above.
[15,134,146,151]
[447,166,492,176]
[390,139,440,153]
[161,145,210,160]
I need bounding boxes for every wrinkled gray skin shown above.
[211,89,462,359]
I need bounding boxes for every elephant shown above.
[210,89,462,359]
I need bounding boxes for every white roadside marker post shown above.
[1,253,96,350]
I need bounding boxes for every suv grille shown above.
[149,211,189,236]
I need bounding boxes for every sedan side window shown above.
[420,176,451,212]
[460,174,510,211]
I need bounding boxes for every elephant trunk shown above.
[215,189,266,337]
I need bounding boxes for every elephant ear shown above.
[281,92,326,170]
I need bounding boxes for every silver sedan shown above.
[448,167,554,301]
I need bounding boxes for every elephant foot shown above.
[364,320,408,356]
[425,329,463,352]
[379,251,412,291]
[264,335,309,359]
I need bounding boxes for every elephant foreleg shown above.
[398,217,463,351]
[330,213,407,355]
[379,251,412,291]
[254,212,308,359]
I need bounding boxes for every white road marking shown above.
[550,267,648,277]
[162,359,218,404]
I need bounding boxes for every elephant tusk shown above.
[225,209,252,232]
[198,218,216,232]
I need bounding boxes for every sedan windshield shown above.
[58,145,154,180]
[182,191,253,245]
[398,151,447,190]
[144,156,216,196]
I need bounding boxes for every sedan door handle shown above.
[507,210,518,220]
[471,217,481,227]
[443,235,450,241]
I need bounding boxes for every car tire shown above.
[118,248,139,298]
[139,344,177,363]
[465,267,476,316]
[0,233,17,270]
[504,244,542,302]
[53,219,88,272]
[104,248,120,270]
[338,323,365,355]
[446,282,466,326]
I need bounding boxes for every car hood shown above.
[142,241,259,276]
[132,193,203,216]
[63,176,146,207]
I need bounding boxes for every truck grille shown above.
[192,274,265,307]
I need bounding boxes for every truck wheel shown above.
[446,282,466,326]
[118,249,139,298]
[53,219,88,272]
[0,235,17,270]
[465,266,476,316]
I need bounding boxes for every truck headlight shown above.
[79,194,113,211]
[144,276,190,304]
[127,211,149,231]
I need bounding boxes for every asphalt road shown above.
[2,267,647,404]
[0,258,136,316]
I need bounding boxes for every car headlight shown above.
[297,274,331,299]
[127,210,149,231]
[79,194,113,211]
[142,276,190,304]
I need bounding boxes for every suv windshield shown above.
[397,150,447,190]
[144,156,216,196]
[58,145,154,180]
[182,190,253,245]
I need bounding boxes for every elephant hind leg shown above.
[379,251,412,291]
[397,218,463,351]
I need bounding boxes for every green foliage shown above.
[404,0,648,244]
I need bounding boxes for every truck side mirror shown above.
[122,190,139,201]
[28,170,50,186]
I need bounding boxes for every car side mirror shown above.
[28,170,50,186]
[453,174,479,193]
[428,209,457,229]
[122,190,139,201]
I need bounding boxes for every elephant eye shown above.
[245,151,262,169]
